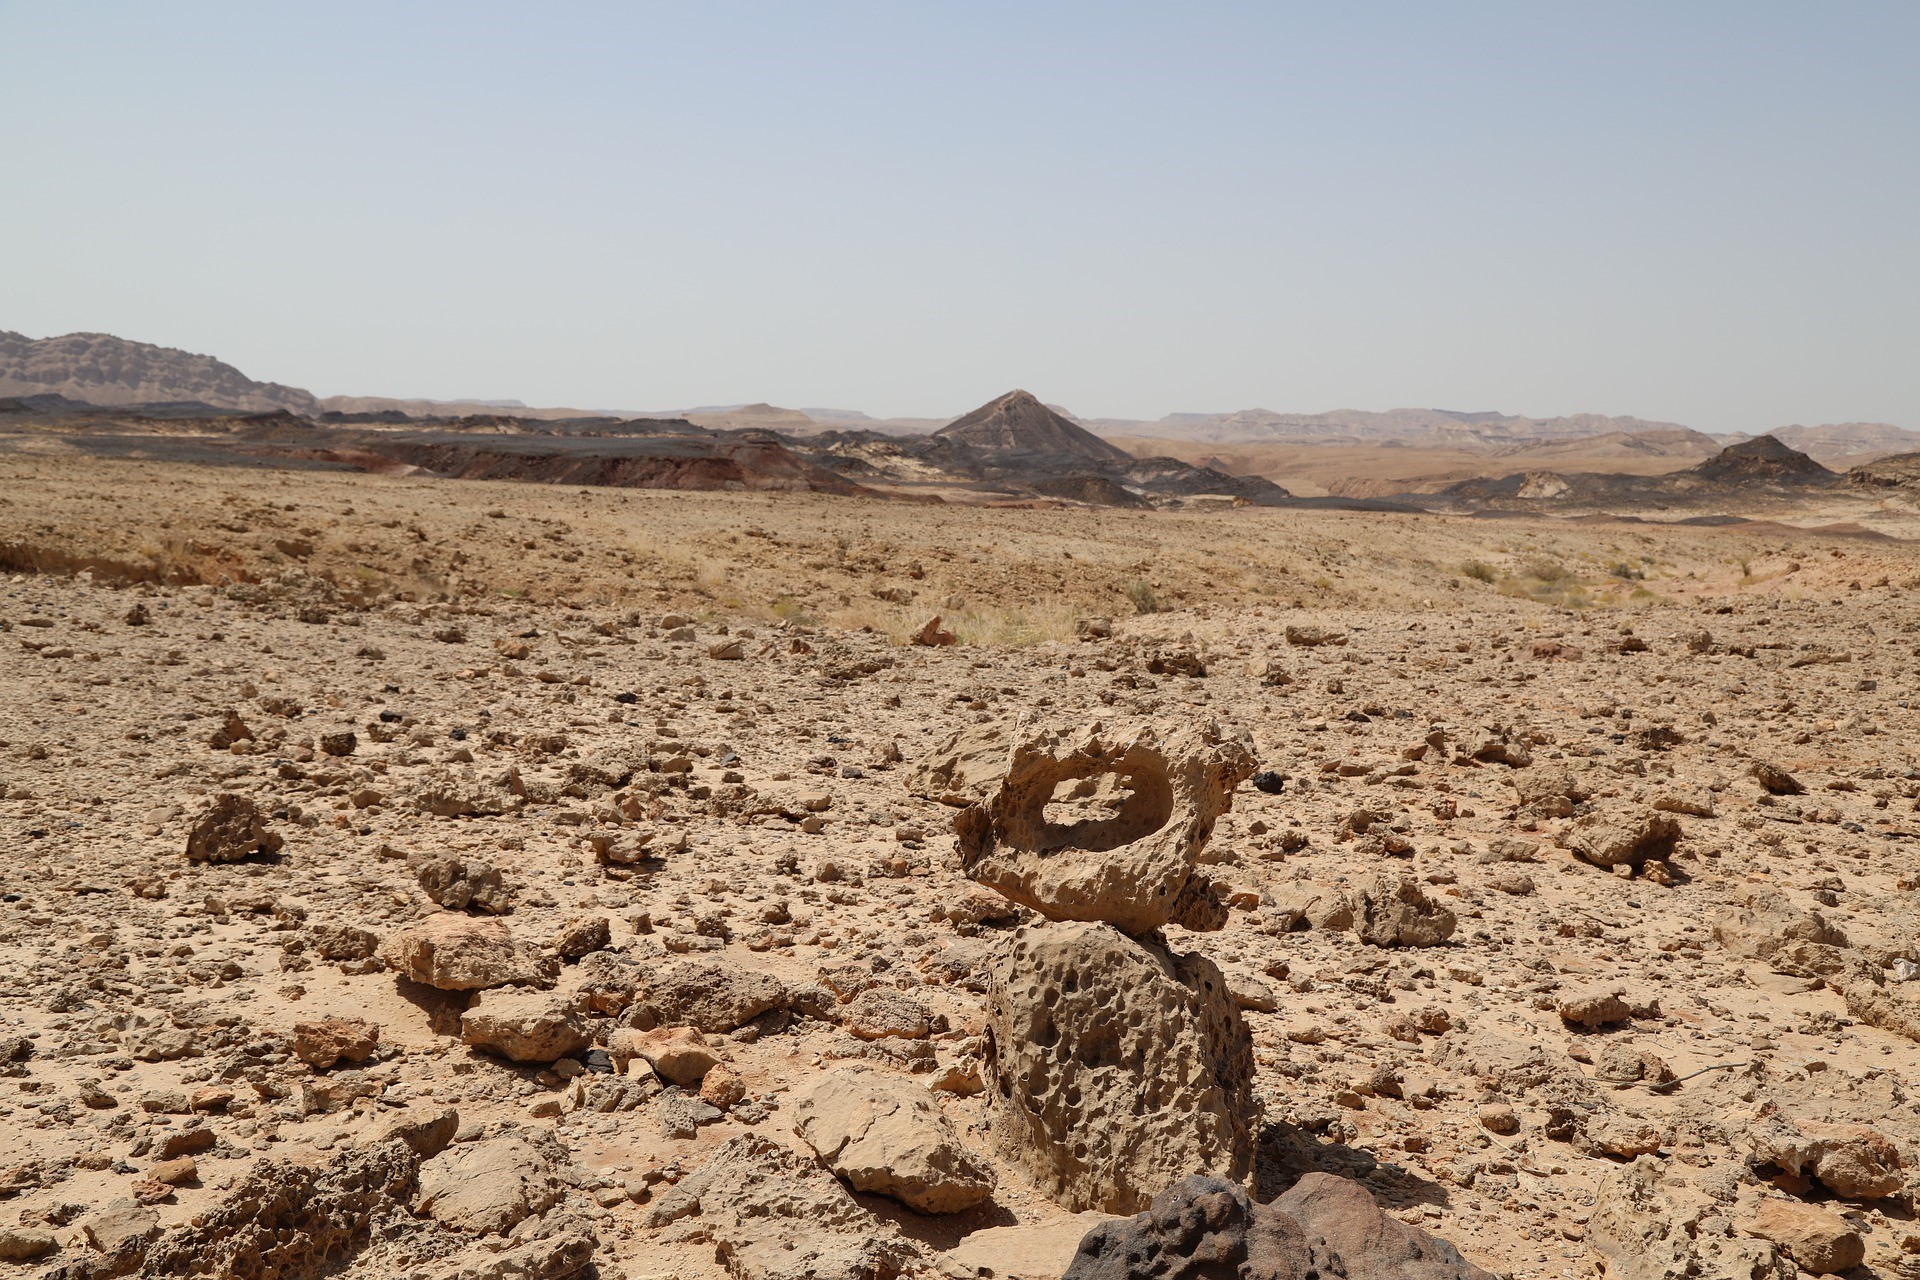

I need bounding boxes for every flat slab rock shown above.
[379,913,555,992]
[791,1068,994,1214]
[668,1133,924,1280]
[416,1133,566,1236]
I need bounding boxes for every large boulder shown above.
[185,793,283,864]
[1566,810,1680,868]
[665,1133,923,1280]
[1513,765,1588,817]
[378,914,555,991]
[460,989,590,1063]
[955,721,1255,937]
[838,988,935,1040]
[1273,1172,1495,1278]
[792,1069,994,1214]
[1741,1200,1864,1275]
[1712,890,1849,962]
[292,1017,381,1071]
[610,1026,721,1085]
[1064,1174,1492,1280]
[632,959,788,1032]
[984,921,1254,1214]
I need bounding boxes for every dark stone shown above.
[1064,1173,1493,1280]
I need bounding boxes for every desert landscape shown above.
[1,325,1919,1280]
[10,2,1920,1273]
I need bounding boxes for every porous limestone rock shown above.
[1512,765,1588,817]
[1353,875,1457,947]
[184,792,283,864]
[140,1138,424,1279]
[1588,1155,1793,1280]
[984,921,1254,1214]
[1712,890,1849,962]
[1748,1108,1904,1200]
[838,987,934,1040]
[609,1026,721,1085]
[1273,1172,1495,1279]
[412,765,517,818]
[292,1017,380,1071]
[1742,1200,1863,1275]
[1566,810,1681,868]
[905,723,1012,807]
[630,959,788,1032]
[792,1069,994,1213]
[411,852,514,915]
[955,720,1255,937]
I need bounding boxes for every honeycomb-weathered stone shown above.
[984,921,1255,1214]
[956,721,1255,937]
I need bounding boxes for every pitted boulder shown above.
[1064,1173,1493,1280]
[1064,1176,1319,1280]
[984,921,1254,1214]
[955,721,1256,937]
[185,793,283,864]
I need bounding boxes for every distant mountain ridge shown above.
[0,330,320,414]
[3,329,1910,456]
[1089,406,1707,448]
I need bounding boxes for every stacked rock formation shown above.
[959,721,1259,1214]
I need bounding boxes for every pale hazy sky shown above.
[3,3,1915,429]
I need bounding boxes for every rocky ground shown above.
[3,457,1920,1279]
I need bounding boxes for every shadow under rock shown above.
[394,975,471,1037]
[1254,1119,1452,1212]
[852,1190,1020,1253]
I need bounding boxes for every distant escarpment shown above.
[0,330,321,414]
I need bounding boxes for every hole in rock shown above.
[1023,764,1175,853]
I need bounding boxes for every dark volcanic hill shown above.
[0,331,321,414]
[1684,434,1834,485]
[935,390,1133,464]
[1430,434,1842,512]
